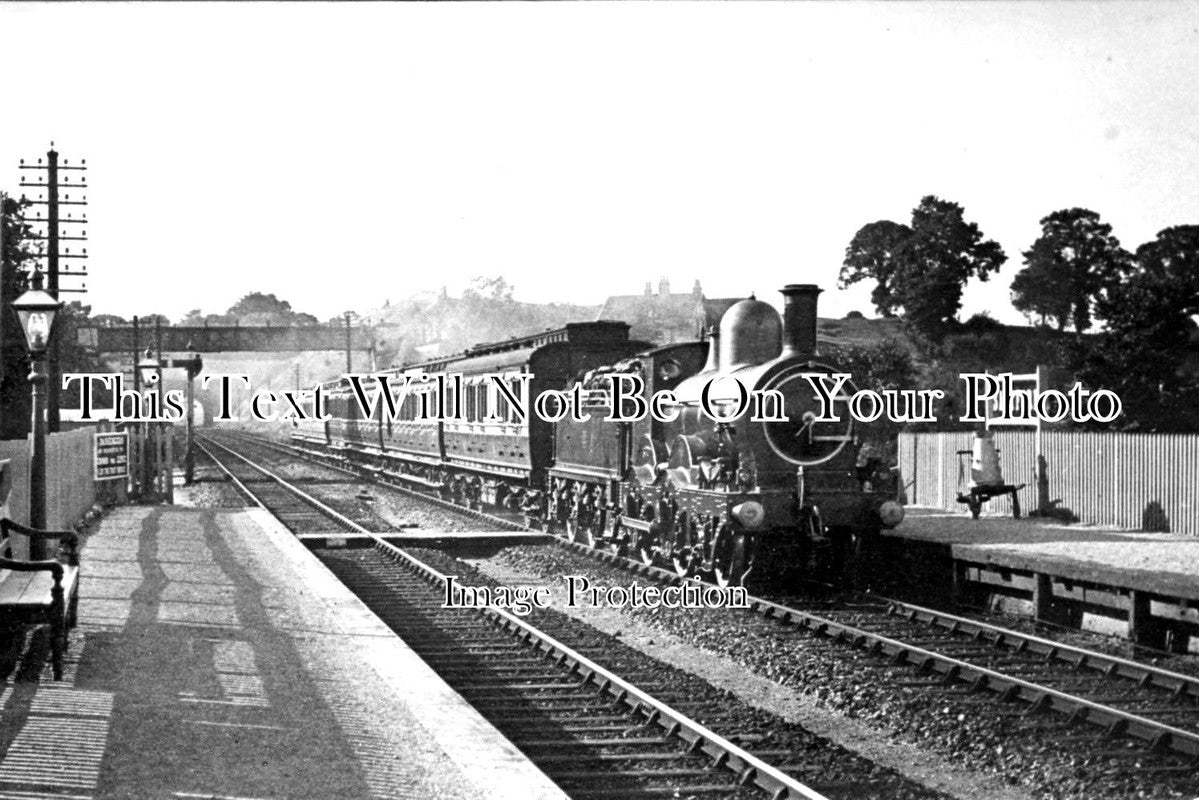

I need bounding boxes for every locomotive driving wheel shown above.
[635,528,657,566]
[670,510,695,578]
[608,518,630,558]
[712,523,754,588]
[642,496,677,567]
[577,489,604,548]
[566,514,600,548]
[585,521,601,549]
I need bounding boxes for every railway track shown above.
[195,433,845,800]
[211,429,1199,770]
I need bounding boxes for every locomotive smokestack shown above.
[702,325,720,372]
[780,284,821,357]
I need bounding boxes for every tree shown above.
[90,314,129,327]
[839,196,1006,336]
[839,220,911,317]
[464,275,515,302]
[898,197,1007,334]
[1010,208,1131,332]
[0,195,39,438]
[1,197,115,432]
[133,313,172,327]
[56,301,115,408]
[1073,225,1199,430]
[227,292,295,325]
[1132,224,1199,305]
[838,338,923,462]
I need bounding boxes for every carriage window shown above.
[508,377,522,423]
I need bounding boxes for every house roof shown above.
[597,293,702,323]
[699,297,741,328]
[596,292,748,344]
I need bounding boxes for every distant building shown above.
[597,278,741,344]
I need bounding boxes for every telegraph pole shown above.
[0,192,6,389]
[19,145,89,433]
[344,311,352,373]
[133,316,150,499]
[156,319,166,502]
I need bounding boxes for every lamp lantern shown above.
[11,268,62,558]
[12,270,61,355]
[137,348,160,382]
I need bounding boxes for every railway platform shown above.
[0,505,566,800]
[882,507,1199,652]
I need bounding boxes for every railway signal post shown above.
[169,349,204,484]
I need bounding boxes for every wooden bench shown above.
[0,518,80,680]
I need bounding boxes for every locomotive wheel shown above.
[670,511,694,578]
[713,526,753,588]
[609,535,628,558]
[608,519,629,558]
[635,530,657,567]
[566,518,596,548]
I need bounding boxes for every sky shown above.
[0,2,1196,326]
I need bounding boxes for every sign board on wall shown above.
[94,431,129,481]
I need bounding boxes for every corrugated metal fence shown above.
[898,431,1199,535]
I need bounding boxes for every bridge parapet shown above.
[79,325,377,354]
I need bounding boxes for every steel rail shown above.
[197,434,368,533]
[199,431,829,800]
[869,594,1199,701]
[223,429,1199,759]
[248,433,530,531]
[194,437,266,508]
[375,538,827,800]
[744,596,1199,758]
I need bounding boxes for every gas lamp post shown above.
[12,269,62,558]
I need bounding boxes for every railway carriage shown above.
[300,322,652,509]
[427,322,650,510]
[375,364,444,489]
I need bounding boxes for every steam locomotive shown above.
[292,284,904,586]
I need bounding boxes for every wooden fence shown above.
[898,430,1199,535]
[0,427,119,557]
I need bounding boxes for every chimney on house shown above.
[702,325,720,372]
